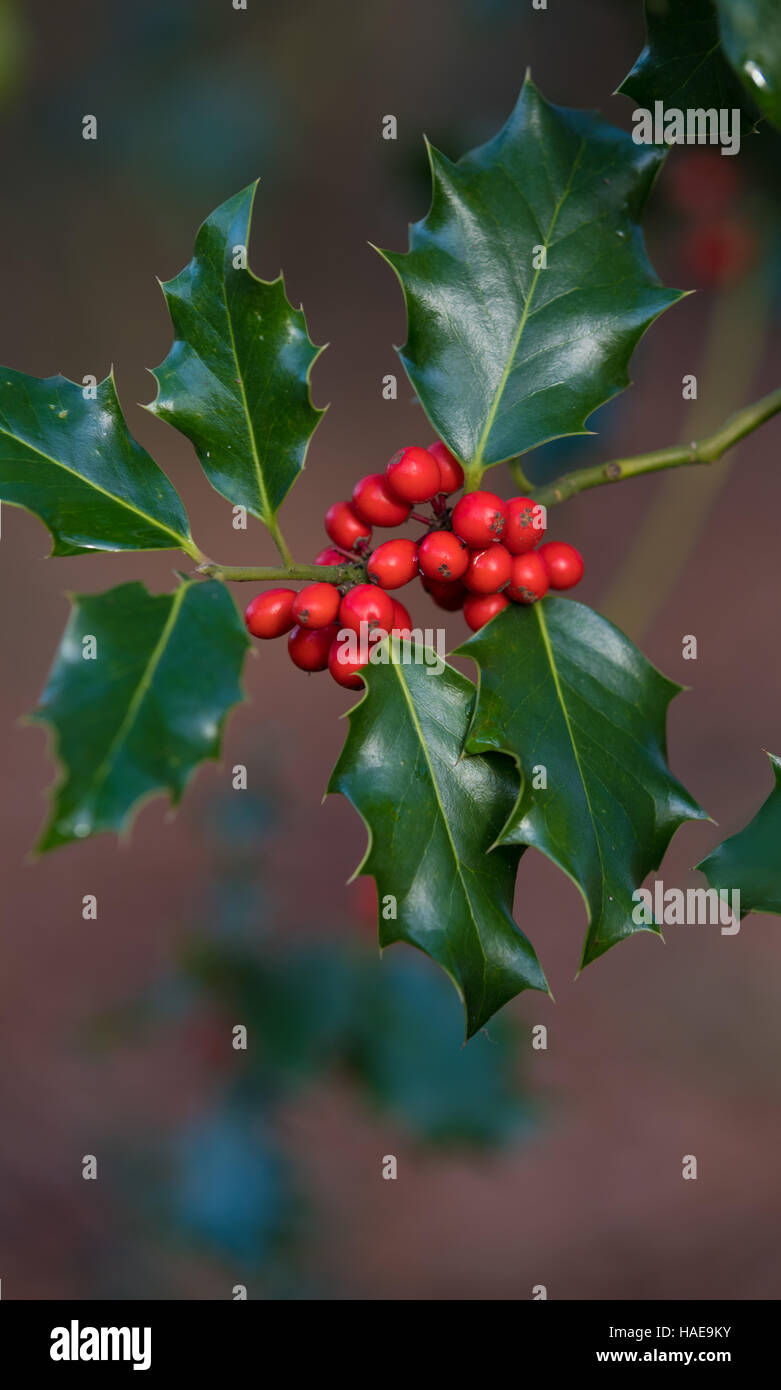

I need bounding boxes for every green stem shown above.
[508,457,532,491]
[267,515,294,567]
[180,536,208,564]
[462,464,485,493]
[196,560,362,584]
[532,385,781,508]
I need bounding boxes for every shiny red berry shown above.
[538,541,584,590]
[367,538,418,590]
[288,622,340,671]
[422,576,467,611]
[464,543,512,594]
[352,473,411,527]
[390,598,413,636]
[244,588,296,639]
[463,592,510,631]
[328,635,366,690]
[314,546,346,566]
[339,583,395,635]
[418,529,469,582]
[427,440,465,494]
[385,445,442,503]
[452,490,506,547]
[504,497,547,555]
[292,582,341,629]
[507,552,549,605]
[325,501,372,552]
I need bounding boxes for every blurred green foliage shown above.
[95,759,534,1287]
[0,0,28,105]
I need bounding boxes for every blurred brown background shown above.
[1,0,781,1299]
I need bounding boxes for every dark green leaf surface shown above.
[327,647,548,1037]
[379,77,682,473]
[148,183,325,529]
[32,579,248,852]
[458,599,707,967]
[618,0,757,127]
[697,752,781,913]
[0,369,193,556]
[717,0,781,129]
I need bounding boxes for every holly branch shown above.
[530,384,781,509]
[195,558,363,584]
[191,386,781,586]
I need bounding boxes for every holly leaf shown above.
[378,76,683,473]
[0,368,193,557]
[458,599,707,967]
[618,0,757,128]
[327,646,548,1038]
[148,182,325,531]
[717,0,781,129]
[31,579,248,852]
[696,752,781,913]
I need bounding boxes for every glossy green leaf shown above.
[458,599,707,967]
[618,0,757,127]
[327,646,548,1038]
[148,182,325,531]
[0,369,193,557]
[378,76,682,473]
[31,579,248,852]
[717,0,781,129]
[696,752,781,913]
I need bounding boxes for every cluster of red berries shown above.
[244,442,584,689]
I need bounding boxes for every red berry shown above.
[538,541,584,590]
[244,588,296,639]
[325,501,372,553]
[464,543,512,594]
[422,576,467,611]
[385,445,441,503]
[463,592,510,631]
[418,529,469,582]
[367,537,418,590]
[507,552,549,604]
[428,440,465,495]
[292,582,341,629]
[288,622,339,671]
[452,490,506,547]
[328,635,366,690]
[352,473,411,527]
[683,218,755,288]
[390,598,413,636]
[504,496,547,554]
[339,583,395,635]
[314,546,346,565]
[666,149,741,220]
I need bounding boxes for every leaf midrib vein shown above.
[219,273,273,526]
[0,422,188,551]
[393,662,489,1008]
[473,138,586,466]
[82,583,190,812]
[535,601,606,924]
